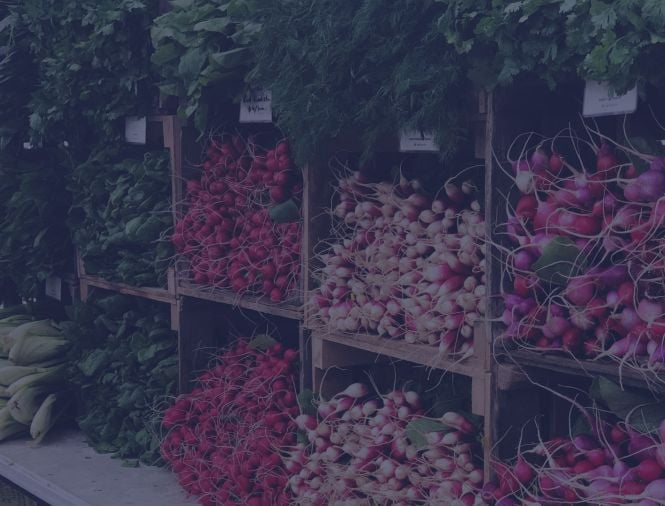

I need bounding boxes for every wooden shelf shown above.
[505,349,665,392]
[0,430,195,506]
[310,329,491,420]
[310,329,486,378]
[80,275,175,305]
[178,281,302,320]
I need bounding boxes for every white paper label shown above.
[583,81,638,117]
[239,88,273,123]
[399,130,439,152]
[22,142,34,150]
[124,116,147,144]
[45,276,62,301]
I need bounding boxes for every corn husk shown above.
[8,385,51,425]
[0,406,27,441]
[30,392,71,444]
[6,366,65,397]
[9,323,69,365]
[0,315,37,356]
[0,365,44,387]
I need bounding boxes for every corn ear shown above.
[0,406,27,441]
[30,392,71,444]
[0,315,37,356]
[6,366,65,397]
[0,365,43,386]
[8,385,51,425]
[9,336,70,366]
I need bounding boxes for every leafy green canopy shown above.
[249,0,665,163]
[63,292,178,465]
[151,0,261,133]
[250,0,471,163]
[68,147,173,288]
[18,0,160,153]
[440,0,665,94]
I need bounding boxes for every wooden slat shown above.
[177,283,302,320]
[310,330,484,378]
[312,335,389,370]
[507,349,665,392]
[79,275,176,305]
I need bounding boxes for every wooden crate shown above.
[176,295,302,393]
[171,124,305,320]
[75,114,181,326]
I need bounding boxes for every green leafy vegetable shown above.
[532,236,587,286]
[151,0,261,132]
[68,147,173,288]
[64,291,177,465]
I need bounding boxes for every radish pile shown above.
[287,383,484,505]
[173,136,302,303]
[501,131,665,376]
[312,171,485,357]
[485,418,665,505]
[160,338,299,505]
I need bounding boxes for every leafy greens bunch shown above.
[439,0,665,94]
[250,0,471,163]
[18,0,160,153]
[0,1,36,152]
[68,147,173,288]
[63,292,178,465]
[0,151,71,298]
[151,0,261,133]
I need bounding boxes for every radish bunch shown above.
[173,136,302,303]
[485,419,665,505]
[160,339,299,505]
[313,171,485,356]
[286,383,484,505]
[501,132,665,373]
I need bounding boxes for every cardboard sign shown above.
[239,88,273,123]
[45,276,62,301]
[124,116,147,144]
[399,130,438,153]
[583,81,638,117]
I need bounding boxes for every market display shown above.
[485,378,665,505]
[289,383,484,505]
[173,136,302,302]
[69,147,173,288]
[161,336,298,505]
[312,170,485,356]
[0,0,663,504]
[500,132,665,376]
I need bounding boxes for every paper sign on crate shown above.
[583,81,638,117]
[124,116,147,144]
[399,130,439,153]
[45,276,62,301]
[239,88,273,123]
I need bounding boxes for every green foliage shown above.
[68,147,173,288]
[0,151,71,298]
[63,292,177,465]
[250,0,472,163]
[0,1,35,152]
[151,0,261,132]
[438,0,665,93]
[17,0,159,152]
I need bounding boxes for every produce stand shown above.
[0,431,195,506]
